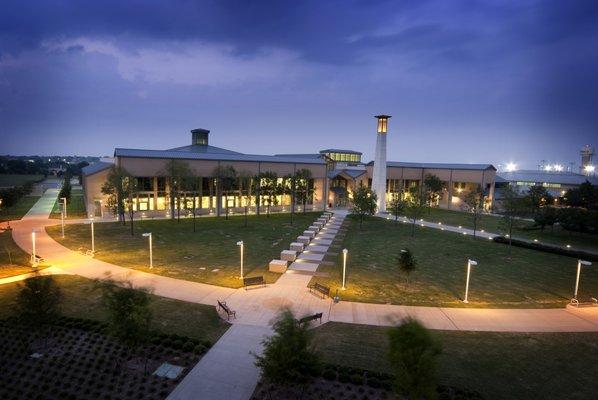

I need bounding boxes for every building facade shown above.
[82,126,497,218]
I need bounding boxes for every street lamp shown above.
[61,209,65,238]
[31,229,39,265]
[142,233,153,269]
[85,217,95,254]
[61,197,67,218]
[463,259,478,303]
[237,241,244,278]
[573,259,592,300]
[342,248,348,290]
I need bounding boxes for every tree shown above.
[404,187,426,237]
[527,185,553,211]
[123,175,139,236]
[59,173,72,202]
[282,173,295,225]
[182,173,202,232]
[295,169,314,214]
[423,174,443,213]
[388,193,405,225]
[564,181,598,210]
[254,309,320,393]
[461,185,484,237]
[398,249,416,286]
[259,171,279,217]
[101,166,133,224]
[499,186,529,255]
[351,184,377,229]
[237,170,254,226]
[213,165,237,219]
[161,160,193,221]
[534,206,558,232]
[17,273,62,331]
[388,317,442,400]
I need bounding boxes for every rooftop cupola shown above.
[191,128,210,145]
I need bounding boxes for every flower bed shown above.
[0,316,212,400]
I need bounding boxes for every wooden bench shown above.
[309,282,330,299]
[30,254,44,266]
[298,312,323,326]
[243,275,266,290]
[570,296,598,307]
[217,300,236,320]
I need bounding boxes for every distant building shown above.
[495,169,598,198]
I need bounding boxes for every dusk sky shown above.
[1,0,597,169]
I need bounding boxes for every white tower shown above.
[371,115,391,213]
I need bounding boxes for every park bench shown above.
[30,254,44,266]
[217,300,236,320]
[297,312,323,326]
[309,282,330,299]
[243,275,266,290]
[570,296,598,307]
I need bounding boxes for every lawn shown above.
[311,215,598,308]
[0,195,40,222]
[0,274,229,342]
[314,322,598,400]
[418,207,598,252]
[47,212,320,287]
[0,230,42,278]
[0,173,44,187]
[50,188,88,219]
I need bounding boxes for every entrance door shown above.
[94,200,103,217]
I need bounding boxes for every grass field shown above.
[314,322,598,400]
[0,173,44,187]
[311,215,598,308]
[0,274,229,342]
[419,207,598,252]
[0,195,40,222]
[50,188,87,219]
[47,212,320,287]
[0,230,41,278]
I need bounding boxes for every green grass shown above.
[420,207,598,252]
[0,274,229,342]
[0,230,45,278]
[46,212,320,288]
[50,188,87,219]
[311,215,598,308]
[314,322,598,400]
[0,174,44,187]
[0,195,40,222]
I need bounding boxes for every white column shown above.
[372,116,390,212]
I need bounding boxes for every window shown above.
[137,177,153,191]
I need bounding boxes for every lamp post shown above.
[31,229,38,264]
[237,241,244,278]
[61,197,67,218]
[61,209,65,238]
[574,259,592,299]
[89,218,95,253]
[463,259,478,303]
[142,233,153,269]
[342,248,348,290]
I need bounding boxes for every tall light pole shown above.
[574,259,592,299]
[142,233,153,269]
[237,241,244,278]
[89,218,95,253]
[61,209,65,238]
[463,259,478,303]
[31,229,38,264]
[342,248,348,290]
[61,197,67,218]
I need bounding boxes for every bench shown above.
[297,312,323,326]
[85,249,95,257]
[243,275,266,290]
[217,300,236,320]
[30,254,44,266]
[309,282,330,299]
[570,297,598,307]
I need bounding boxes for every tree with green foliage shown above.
[398,249,416,286]
[404,187,427,237]
[17,273,62,331]
[212,165,237,219]
[182,173,202,232]
[161,159,193,221]
[564,181,598,210]
[102,166,134,224]
[423,174,443,213]
[500,186,530,255]
[59,173,72,202]
[534,205,558,232]
[259,171,280,217]
[462,185,484,237]
[527,185,553,211]
[388,317,442,400]
[237,170,254,226]
[388,193,405,225]
[351,184,377,229]
[254,309,320,392]
[295,169,314,214]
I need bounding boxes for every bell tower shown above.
[371,115,391,212]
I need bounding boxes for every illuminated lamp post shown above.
[61,197,67,218]
[573,260,592,300]
[142,232,153,269]
[237,241,244,278]
[463,259,478,303]
[342,248,348,290]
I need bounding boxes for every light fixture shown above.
[463,259,478,303]
[342,249,348,290]
[505,162,517,172]
[142,233,153,269]
[237,241,244,278]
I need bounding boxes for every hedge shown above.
[493,236,598,262]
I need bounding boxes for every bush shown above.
[350,374,364,385]
[322,369,337,381]
[338,373,350,383]
[193,344,207,355]
[367,377,381,388]
[493,236,598,261]
[171,339,183,350]
[182,341,195,352]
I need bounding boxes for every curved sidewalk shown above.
[8,191,598,332]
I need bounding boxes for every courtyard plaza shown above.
[5,186,598,400]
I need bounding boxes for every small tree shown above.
[101,166,132,223]
[295,169,314,214]
[500,186,529,255]
[388,317,442,400]
[182,174,201,232]
[351,185,377,229]
[59,173,72,202]
[161,160,193,221]
[462,186,484,237]
[404,187,426,237]
[527,185,553,211]
[398,249,416,286]
[123,175,139,236]
[534,206,558,232]
[388,193,405,225]
[259,171,279,217]
[254,309,320,393]
[423,174,443,213]
[213,165,237,219]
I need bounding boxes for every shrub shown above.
[193,344,207,355]
[171,339,183,350]
[182,341,195,352]
[350,374,364,385]
[366,377,381,388]
[322,369,337,381]
[492,236,598,261]
[338,373,350,383]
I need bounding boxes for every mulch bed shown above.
[0,317,212,400]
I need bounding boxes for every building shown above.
[495,169,598,198]
[82,122,497,218]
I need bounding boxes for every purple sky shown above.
[1,0,597,169]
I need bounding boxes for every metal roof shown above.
[114,148,326,165]
[82,161,113,176]
[273,153,323,159]
[168,144,242,155]
[327,169,367,179]
[368,161,496,171]
[496,170,598,186]
[319,149,363,155]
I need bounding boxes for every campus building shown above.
[82,121,497,218]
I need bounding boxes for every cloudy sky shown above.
[1,0,597,169]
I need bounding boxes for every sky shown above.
[1,0,597,170]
